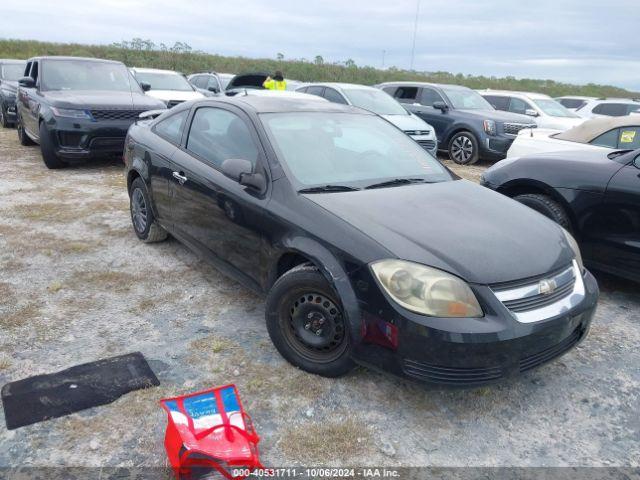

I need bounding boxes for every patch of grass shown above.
[0,357,11,370]
[47,280,64,293]
[191,335,237,354]
[279,418,372,462]
[67,269,142,293]
[0,281,16,302]
[1,302,42,329]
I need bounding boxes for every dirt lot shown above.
[0,125,638,470]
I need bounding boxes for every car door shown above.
[147,108,190,223]
[413,87,452,139]
[170,105,269,288]
[593,155,640,279]
[21,60,40,137]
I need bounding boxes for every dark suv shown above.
[0,59,26,128]
[16,56,166,169]
[377,82,536,164]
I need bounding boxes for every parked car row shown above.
[555,96,640,117]
[2,53,638,387]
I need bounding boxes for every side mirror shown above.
[432,101,448,112]
[633,155,640,169]
[207,86,219,93]
[525,109,539,117]
[19,76,35,88]
[221,158,266,191]
[140,82,151,92]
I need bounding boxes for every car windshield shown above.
[219,74,234,89]
[533,99,580,118]
[42,60,135,92]
[134,71,193,91]
[1,63,26,81]
[441,87,494,110]
[261,112,452,188]
[342,88,408,115]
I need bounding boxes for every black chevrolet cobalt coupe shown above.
[124,96,599,386]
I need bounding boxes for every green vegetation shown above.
[1,38,637,98]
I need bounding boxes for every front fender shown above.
[271,237,363,345]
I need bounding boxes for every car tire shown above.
[448,131,479,165]
[39,122,67,169]
[265,264,354,377]
[513,193,572,230]
[0,105,13,128]
[129,177,168,243]
[17,115,35,146]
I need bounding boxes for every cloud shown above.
[2,0,638,90]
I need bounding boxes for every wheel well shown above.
[444,127,474,147]
[127,169,141,193]
[276,252,314,279]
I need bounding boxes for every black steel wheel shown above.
[266,264,354,377]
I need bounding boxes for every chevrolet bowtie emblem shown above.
[538,278,558,295]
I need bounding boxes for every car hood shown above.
[541,116,585,130]
[382,113,434,133]
[42,90,166,110]
[303,179,573,284]
[457,108,535,124]
[144,90,204,102]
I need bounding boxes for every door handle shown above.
[172,171,187,184]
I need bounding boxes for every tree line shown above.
[0,38,637,98]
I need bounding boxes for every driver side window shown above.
[419,88,444,107]
[186,107,259,169]
[508,97,532,115]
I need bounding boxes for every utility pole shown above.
[382,49,386,69]
[410,0,421,71]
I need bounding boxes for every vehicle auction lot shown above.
[0,126,638,469]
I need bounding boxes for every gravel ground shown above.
[0,126,638,470]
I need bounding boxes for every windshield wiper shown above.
[298,185,360,193]
[608,149,634,159]
[365,178,427,189]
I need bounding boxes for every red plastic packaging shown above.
[160,384,263,479]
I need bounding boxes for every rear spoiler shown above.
[137,109,166,122]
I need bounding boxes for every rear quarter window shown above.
[154,110,189,145]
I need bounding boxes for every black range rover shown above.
[16,56,166,168]
[0,59,26,128]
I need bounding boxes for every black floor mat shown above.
[1,352,159,430]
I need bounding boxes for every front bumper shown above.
[1,95,18,122]
[353,269,599,387]
[411,134,438,157]
[45,117,137,160]
[478,133,516,160]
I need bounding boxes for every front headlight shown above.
[51,107,92,120]
[483,119,497,136]
[371,260,483,317]
[562,228,584,273]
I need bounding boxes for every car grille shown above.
[503,122,534,136]
[167,100,184,108]
[88,137,125,151]
[491,262,583,323]
[403,359,503,385]
[90,109,146,121]
[416,139,436,151]
[404,129,431,136]
[519,326,585,372]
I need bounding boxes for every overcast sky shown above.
[3,0,639,90]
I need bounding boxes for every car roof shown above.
[197,94,370,114]
[554,116,640,142]
[478,89,551,100]
[28,56,123,64]
[241,90,329,102]
[304,82,377,91]
[588,98,640,103]
[131,67,182,75]
[555,95,597,100]
[0,59,26,64]
[376,81,471,90]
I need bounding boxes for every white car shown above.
[506,116,640,158]
[297,82,438,156]
[479,90,584,131]
[572,98,640,118]
[554,96,597,111]
[130,67,205,107]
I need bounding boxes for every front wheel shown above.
[448,132,479,165]
[17,115,35,145]
[1,105,13,128]
[39,121,67,169]
[265,264,354,377]
[513,193,572,230]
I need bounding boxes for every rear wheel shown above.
[448,131,479,165]
[265,264,354,377]
[17,115,35,146]
[513,193,571,230]
[39,121,67,169]
[129,177,168,243]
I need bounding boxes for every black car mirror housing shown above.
[633,154,640,169]
[19,76,35,88]
[222,158,265,190]
[207,86,219,93]
[140,82,151,92]
[432,101,448,112]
